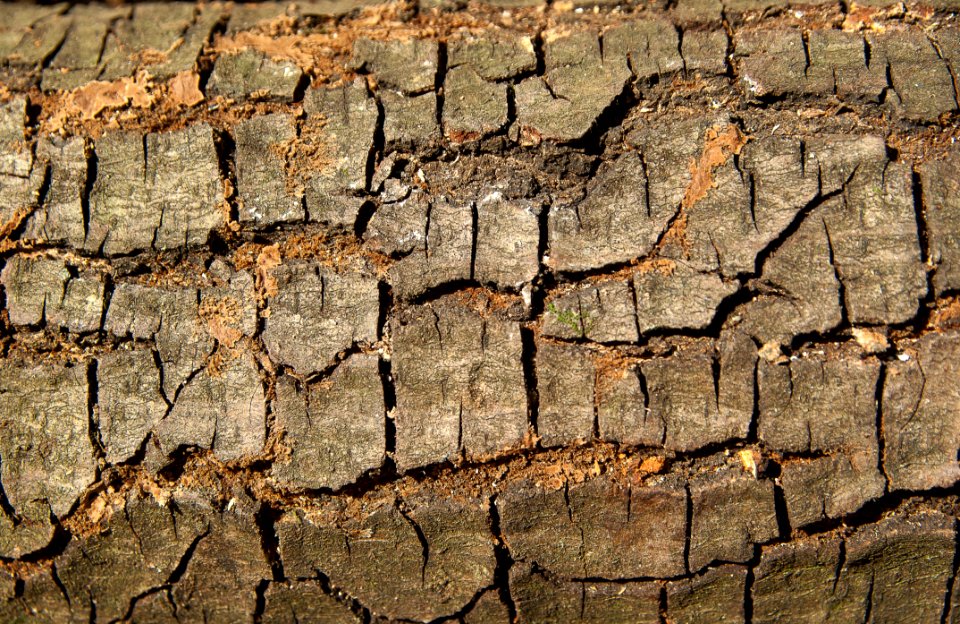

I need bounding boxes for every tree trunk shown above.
[0,0,958,621]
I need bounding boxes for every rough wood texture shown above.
[0,0,959,621]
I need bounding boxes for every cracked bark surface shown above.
[1,0,960,622]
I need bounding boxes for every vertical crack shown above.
[435,40,448,139]
[196,9,228,93]
[86,359,104,463]
[469,201,479,282]
[910,170,930,264]
[658,583,668,624]
[80,138,96,242]
[882,61,896,107]
[677,25,687,74]
[0,456,20,523]
[397,501,430,585]
[213,128,240,225]
[799,138,807,179]
[423,201,433,258]
[863,33,873,70]
[378,282,398,478]
[747,351,760,442]
[25,156,54,242]
[578,581,587,620]
[772,480,792,540]
[744,549,756,624]
[928,35,960,109]
[354,199,377,239]
[910,167,936,326]
[366,84,385,193]
[628,276,643,344]
[638,151,652,219]
[520,327,539,439]
[823,218,850,328]
[313,570,373,624]
[635,366,660,444]
[721,15,735,78]
[710,350,721,415]
[591,362,600,441]
[166,529,210,585]
[832,539,847,594]
[252,579,270,624]
[863,573,875,624]
[800,30,812,75]
[533,30,546,77]
[254,503,285,582]
[562,481,586,572]
[380,355,398,477]
[490,495,518,623]
[151,348,173,410]
[532,199,551,317]
[456,401,464,455]
[50,564,71,607]
[747,172,758,233]
[875,362,890,492]
[96,271,114,338]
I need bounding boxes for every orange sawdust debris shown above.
[35,76,294,138]
[270,115,332,196]
[738,448,761,478]
[280,230,392,275]
[577,258,676,286]
[232,242,260,272]
[127,254,208,288]
[131,47,170,67]
[931,296,960,331]
[209,2,416,85]
[204,344,246,377]
[59,489,124,538]
[167,71,205,107]
[208,0,546,86]
[255,243,282,299]
[888,125,960,165]
[852,327,890,354]
[638,455,666,474]
[681,123,748,210]
[651,123,749,254]
[593,349,644,398]
[47,72,156,130]
[214,32,340,75]
[659,212,690,253]
[199,296,245,348]
[0,206,35,254]
[451,287,522,317]
[839,2,926,32]
[632,257,677,276]
[235,228,393,279]
[524,446,671,492]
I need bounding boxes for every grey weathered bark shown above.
[1,0,959,621]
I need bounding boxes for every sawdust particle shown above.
[270,115,332,196]
[682,123,748,210]
[256,243,282,299]
[47,72,156,130]
[199,296,245,348]
[167,71,205,107]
